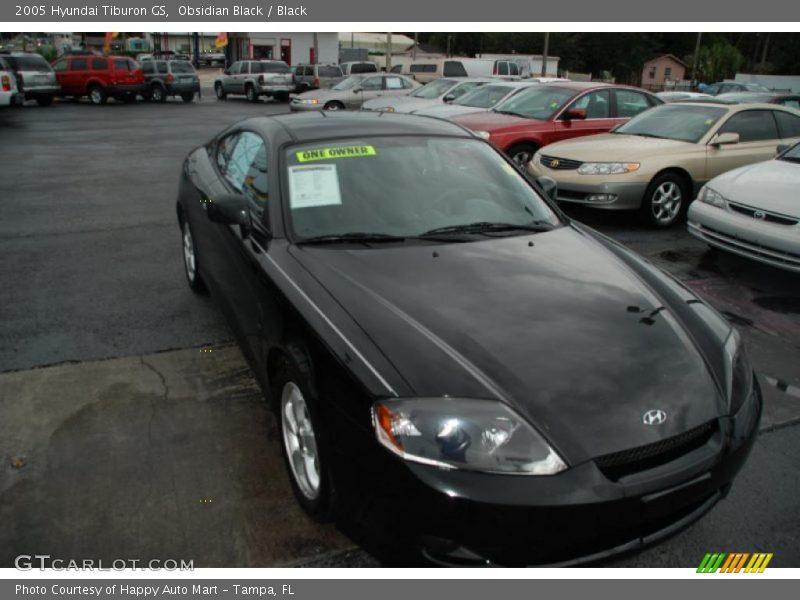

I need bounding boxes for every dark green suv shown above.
[141,59,200,103]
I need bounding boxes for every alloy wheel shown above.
[182,222,196,282]
[650,181,683,225]
[281,381,321,500]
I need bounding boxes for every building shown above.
[227,33,339,65]
[641,54,687,88]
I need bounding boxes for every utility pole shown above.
[313,32,319,64]
[540,32,550,77]
[386,32,392,71]
[413,32,418,60]
[759,32,770,73]
[692,32,703,85]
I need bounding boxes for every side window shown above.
[216,133,239,175]
[229,62,241,75]
[141,61,154,75]
[423,64,437,73]
[157,61,168,74]
[443,61,468,77]
[496,62,509,76]
[509,62,519,76]
[224,132,265,195]
[401,77,414,89]
[385,76,405,90]
[568,89,611,119]
[360,76,383,91]
[719,110,779,142]
[774,111,800,138]
[52,59,67,72]
[113,59,130,71]
[242,137,269,214]
[71,58,87,71]
[615,90,651,118]
[91,58,107,70]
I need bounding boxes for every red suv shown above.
[452,82,662,165]
[51,54,145,104]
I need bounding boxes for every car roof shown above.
[670,100,788,111]
[542,81,628,91]
[240,112,474,142]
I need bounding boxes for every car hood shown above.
[362,96,434,112]
[296,88,347,101]
[708,159,800,216]
[541,133,696,161]
[289,226,724,463]
[453,110,545,134]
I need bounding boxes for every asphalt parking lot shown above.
[1,94,799,567]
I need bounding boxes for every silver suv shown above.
[214,60,294,103]
[0,52,60,106]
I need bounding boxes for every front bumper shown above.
[528,164,648,210]
[290,100,325,112]
[337,384,761,566]
[688,201,800,273]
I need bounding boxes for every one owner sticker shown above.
[296,145,377,162]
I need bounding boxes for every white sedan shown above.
[687,141,800,273]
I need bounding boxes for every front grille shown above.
[595,421,716,481]
[728,201,799,226]
[539,154,583,170]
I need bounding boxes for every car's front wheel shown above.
[323,101,344,111]
[181,218,206,293]
[245,84,259,103]
[640,172,691,228]
[272,352,333,521]
[151,84,166,103]
[214,82,226,100]
[507,143,538,167]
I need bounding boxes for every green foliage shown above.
[685,41,743,83]
[35,45,57,62]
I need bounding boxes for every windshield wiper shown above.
[420,221,554,237]
[628,132,670,139]
[492,109,527,118]
[297,232,407,245]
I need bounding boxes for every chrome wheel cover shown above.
[182,223,196,282]
[650,181,683,224]
[281,381,321,500]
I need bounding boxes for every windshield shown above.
[285,136,560,241]
[454,84,515,108]
[333,76,364,91]
[411,79,457,99]
[779,142,800,163]
[614,104,727,143]
[251,61,290,74]
[492,86,575,120]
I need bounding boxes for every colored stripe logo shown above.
[697,553,773,573]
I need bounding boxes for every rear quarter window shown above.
[71,58,88,71]
[351,63,377,74]
[774,110,800,138]
[443,61,468,77]
[91,58,107,70]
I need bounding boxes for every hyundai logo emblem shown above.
[550,159,560,168]
[643,409,667,425]
[753,210,766,220]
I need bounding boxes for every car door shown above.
[550,89,614,143]
[68,57,89,95]
[224,61,241,93]
[705,109,783,179]
[51,58,70,94]
[349,75,384,108]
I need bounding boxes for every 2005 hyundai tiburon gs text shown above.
[175,112,760,566]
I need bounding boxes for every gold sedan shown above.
[527,101,800,227]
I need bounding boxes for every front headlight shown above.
[577,162,640,175]
[296,98,319,105]
[473,130,491,140]
[698,185,726,208]
[379,106,395,113]
[373,398,567,475]
[724,329,754,414]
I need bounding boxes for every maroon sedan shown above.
[453,82,663,165]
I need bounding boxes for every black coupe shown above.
[176,112,760,566]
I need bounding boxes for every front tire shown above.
[151,84,166,103]
[323,101,344,111]
[639,172,691,228]
[181,218,206,293]
[88,85,107,105]
[214,82,226,100]
[181,92,195,103]
[272,352,333,521]
[507,143,537,167]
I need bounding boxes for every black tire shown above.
[181,218,206,293]
[507,143,538,167]
[323,101,344,111]
[275,92,290,103]
[245,84,259,103]
[151,85,166,103]
[214,82,226,100]
[271,349,333,522]
[639,172,691,228]
[35,95,53,107]
[88,85,107,105]
[181,92,195,103]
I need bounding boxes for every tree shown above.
[686,40,743,83]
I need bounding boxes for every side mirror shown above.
[536,176,558,201]
[711,132,740,146]
[776,144,789,156]
[563,108,587,120]
[353,86,363,93]
[207,194,250,227]
[443,93,456,103]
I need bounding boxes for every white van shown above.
[394,58,521,83]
